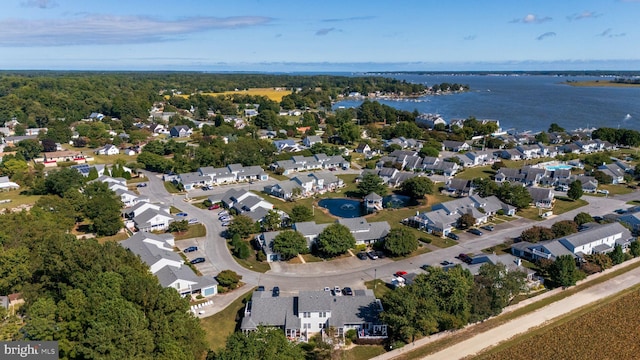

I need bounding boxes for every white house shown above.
[95,144,120,156]
[303,136,322,147]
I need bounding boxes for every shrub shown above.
[256,251,266,262]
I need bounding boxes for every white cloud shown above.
[21,0,57,9]
[0,14,272,46]
[511,14,552,24]
[567,11,600,21]
[536,32,556,40]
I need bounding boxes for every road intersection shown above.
[138,170,639,312]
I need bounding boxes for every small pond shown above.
[318,195,414,218]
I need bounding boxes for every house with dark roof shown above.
[445,178,473,197]
[442,140,471,152]
[598,162,628,184]
[169,125,192,138]
[120,232,218,297]
[303,135,322,147]
[240,289,387,341]
[527,187,554,209]
[337,217,390,245]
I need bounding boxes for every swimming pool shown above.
[545,164,572,171]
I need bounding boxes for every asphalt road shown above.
[138,170,640,309]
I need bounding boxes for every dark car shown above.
[190,257,205,264]
[183,246,198,253]
[272,286,280,297]
[458,253,473,264]
[366,251,379,260]
[343,287,353,296]
[357,252,368,260]
[481,225,495,231]
[136,183,148,188]
[447,232,459,240]
[440,260,452,266]
[468,228,483,236]
[420,264,431,271]
[256,285,265,291]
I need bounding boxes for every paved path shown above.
[372,256,640,360]
[138,170,640,317]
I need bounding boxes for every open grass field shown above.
[0,189,41,210]
[96,231,129,244]
[565,80,640,88]
[365,279,394,299]
[176,88,293,102]
[200,290,254,352]
[518,197,587,221]
[473,286,640,360]
[455,165,494,180]
[173,224,206,240]
[343,345,387,360]
[92,153,137,164]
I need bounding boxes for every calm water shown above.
[335,75,640,132]
[318,195,413,218]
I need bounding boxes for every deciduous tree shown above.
[290,205,313,223]
[316,224,355,257]
[272,230,308,260]
[574,212,594,226]
[401,176,434,199]
[567,180,583,201]
[228,215,257,239]
[384,228,417,256]
[357,173,387,197]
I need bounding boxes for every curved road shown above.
[139,170,639,306]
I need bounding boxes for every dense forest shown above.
[0,72,428,129]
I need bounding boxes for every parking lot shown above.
[176,238,219,275]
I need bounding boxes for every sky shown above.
[1,0,639,71]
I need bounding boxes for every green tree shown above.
[17,139,44,160]
[567,180,583,201]
[211,326,305,360]
[551,220,578,237]
[630,241,640,258]
[316,223,355,257]
[573,212,594,226]
[456,213,476,229]
[609,244,625,265]
[470,263,526,322]
[593,170,613,185]
[43,167,86,196]
[401,176,434,199]
[216,270,242,289]
[383,228,417,256]
[550,255,583,288]
[548,123,565,133]
[272,230,308,260]
[419,146,439,158]
[535,131,549,144]
[357,173,387,197]
[497,182,532,209]
[472,177,498,198]
[339,121,360,144]
[0,247,31,295]
[261,210,281,232]
[290,205,313,223]
[168,220,189,233]
[228,215,256,239]
[520,226,555,243]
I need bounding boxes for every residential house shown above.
[95,144,120,156]
[337,217,390,245]
[618,213,640,233]
[123,202,173,232]
[272,154,349,175]
[35,150,89,167]
[416,113,446,129]
[527,187,554,209]
[462,253,537,281]
[293,221,330,245]
[120,232,218,297]
[384,137,422,149]
[511,222,632,261]
[273,139,298,153]
[442,140,471,152]
[71,164,105,177]
[598,162,629,184]
[3,135,38,146]
[364,192,383,213]
[445,178,473,197]
[169,125,192,138]
[240,289,387,340]
[499,149,524,160]
[303,136,322,147]
[355,143,371,154]
[464,150,494,167]
[516,144,542,159]
[560,143,581,154]
[254,231,283,262]
[217,188,274,222]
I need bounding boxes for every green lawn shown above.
[265,170,289,181]
[126,176,147,184]
[169,206,181,214]
[481,241,513,255]
[519,197,588,221]
[173,224,206,240]
[388,244,431,261]
[234,255,271,273]
[164,181,183,194]
[599,183,634,196]
[343,345,386,360]
[0,189,42,210]
[200,290,254,352]
[365,279,393,299]
[454,165,494,180]
[271,196,337,224]
[96,232,129,244]
[91,153,138,165]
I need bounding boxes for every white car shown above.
[220,216,231,222]
[333,286,342,296]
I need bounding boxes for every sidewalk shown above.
[195,285,253,319]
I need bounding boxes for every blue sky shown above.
[1,0,639,71]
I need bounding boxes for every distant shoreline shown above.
[564,80,640,88]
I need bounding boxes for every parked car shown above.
[366,251,379,260]
[136,183,148,188]
[447,232,459,240]
[357,252,368,260]
[183,246,198,253]
[202,186,211,191]
[219,216,232,222]
[440,260,452,266]
[468,228,483,236]
[209,204,220,210]
[376,250,386,259]
[176,212,188,217]
[481,225,495,231]
[343,287,353,296]
[458,253,472,264]
[221,222,230,227]
[256,285,265,291]
[272,286,280,297]
[324,287,331,292]
[394,271,407,277]
[615,209,627,214]
[218,211,229,216]
[333,286,342,296]
[188,218,199,224]
[190,257,205,264]
[420,264,431,271]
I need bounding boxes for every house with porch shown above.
[170,125,192,138]
[527,187,555,209]
[240,289,387,341]
[364,192,383,213]
[303,135,322,147]
[95,144,120,156]
[442,140,471,152]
